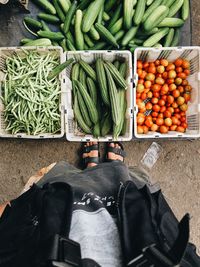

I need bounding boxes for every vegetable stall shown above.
[0,0,198,141]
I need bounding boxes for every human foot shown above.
[107,142,126,162]
[83,142,100,168]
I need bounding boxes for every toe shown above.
[110,142,115,147]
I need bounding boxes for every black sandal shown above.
[106,142,126,162]
[82,143,100,168]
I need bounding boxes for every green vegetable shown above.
[33,0,56,15]
[143,27,169,47]
[109,18,123,35]
[121,26,138,46]
[23,38,52,46]
[71,63,80,80]
[38,13,60,23]
[107,4,122,30]
[95,23,119,48]
[182,0,189,20]
[158,18,184,27]
[37,30,65,40]
[87,77,97,105]
[124,0,137,29]
[133,0,146,25]
[63,0,78,34]
[104,62,127,89]
[142,0,163,23]
[79,60,97,81]
[24,17,42,29]
[48,58,74,80]
[168,0,184,17]
[52,0,65,22]
[164,28,175,46]
[89,25,100,41]
[58,0,71,14]
[75,10,85,50]
[77,91,93,128]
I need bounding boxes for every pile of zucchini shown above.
[21,0,190,50]
[70,58,128,139]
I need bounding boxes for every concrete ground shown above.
[0,0,200,253]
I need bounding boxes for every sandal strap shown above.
[83,144,98,153]
[84,157,100,165]
[107,146,126,158]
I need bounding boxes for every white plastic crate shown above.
[63,50,133,142]
[133,47,200,139]
[0,46,65,139]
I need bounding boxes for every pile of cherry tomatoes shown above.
[136,58,191,134]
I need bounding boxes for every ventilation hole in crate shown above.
[139,51,148,61]
[190,55,199,75]
[68,119,75,134]
[180,50,193,59]
[158,50,172,59]
[187,114,199,130]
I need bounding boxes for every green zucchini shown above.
[75,10,84,50]
[48,58,74,80]
[168,0,184,17]
[109,18,123,35]
[52,0,65,22]
[37,30,65,41]
[121,26,138,46]
[33,0,56,15]
[182,0,189,20]
[163,28,175,46]
[124,0,137,29]
[133,0,146,26]
[38,13,60,23]
[89,25,100,41]
[24,17,42,29]
[170,28,181,46]
[108,4,122,30]
[115,30,125,42]
[143,27,169,47]
[95,23,119,48]
[58,0,71,14]
[158,18,184,27]
[63,0,78,34]
[142,0,163,23]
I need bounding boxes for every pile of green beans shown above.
[2,50,62,135]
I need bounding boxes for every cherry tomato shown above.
[148,66,156,74]
[172,117,179,125]
[167,95,174,104]
[141,92,147,100]
[160,59,169,67]
[166,78,174,85]
[140,107,146,113]
[136,92,141,99]
[144,88,150,94]
[160,125,168,134]
[160,86,169,95]
[137,84,145,93]
[155,77,165,85]
[137,99,145,110]
[172,89,180,98]
[184,69,190,76]
[157,65,165,74]
[152,84,161,92]
[140,71,147,79]
[137,126,144,134]
[147,91,153,98]
[162,71,168,79]
[156,73,162,78]
[182,59,190,69]
[180,116,186,123]
[146,115,153,121]
[175,77,182,85]
[175,114,181,119]
[169,84,177,91]
[145,119,153,128]
[174,58,183,67]
[176,67,183,73]
[183,93,191,102]
[145,102,153,110]
[164,110,172,118]
[168,70,177,79]
[138,112,145,118]
[178,86,184,93]
[151,124,159,132]
[167,107,174,114]
[176,126,185,133]
[138,79,144,84]
[180,103,188,112]
[151,97,159,104]
[158,113,164,119]
[155,60,160,66]
[166,63,175,71]
[156,118,164,126]
[152,112,158,117]
[146,73,155,81]
[158,99,165,106]
[180,111,186,117]
[137,60,143,69]
[177,72,187,79]
[144,80,152,88]
[185,85,192,92]
[182,80,188,86]
[181,122,188,129]
[170,125,177,131]
[172,102,178,108]
[152,104,160,112]
[174,108,180,113]
[177,96,185,106]
[153,92,160,98]
[165,118,172,127]
[137,116,145,125]
[143,125,149,134]
[161,95,167,101]
[160,106,166,113]
[143,62,149,69]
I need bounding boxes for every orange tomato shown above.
[152,117,157,123]
[174,108,180,113]
[170,125,177,131]
[146,73,155,81]
[180,111,186,117]
[137,69,142,76]
[177,86,184,93]
[143,62,149,68]
[143,125,149,134]
[155,77,165,85]
[137,60,143,69]
[182,79,188,86]
[166,63,175,71]
[176,126,185,133]
[162,71,168,79]
[181,122,188,129]
[175,77,182,85]
[156,73,162,78]
[180,116,186,122]
[158,113,164,119]
[137,84,145,93]
[137,126,144,134]
[147,91,153,98]
[177,96,185,106]
[172,102,178,108]
[148,66,156,74]
[172,90,180,98]
[184,69,190,76]
[152,84,161,92]
[137,116,145,126]
[166,79,174,85]
[151,97,159,104]
[177,72,187,79]
[145,119,153,128]
[174,58,183,67]
[167,95,174,104]
[164,118,172,127]
[156,118,164,126]
[140,70,147,79]
[155,60,160,66]
[157,65,165,74]
[167,107,174,114]
[152,104,160,112]
[138,79,144,84]
[176,67,183,73]
[169,83,177,91]
[182,59,190,69]
[161,95,167,101]
[175,114,181,119]
[141,92,147,100]
[185,85,192,92]
[172,116,179,125]
[158,99,165,106]
[151,124,159,132]
[146,102,153,110]
[160,125,168,134]
[160,59,169,67]
[183,93,191,102]
[168,70,177,79]
[180,103,188,112]
[152,111,158,117]
[137,112,145,118]
[144,88,150,94]
[144,80,152,88]
[140,107,146,113]
[164,110,172,118]
[160,106,166,113]
[136,92,141,99]
[153,92,160,98]
[146,115,153,120]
